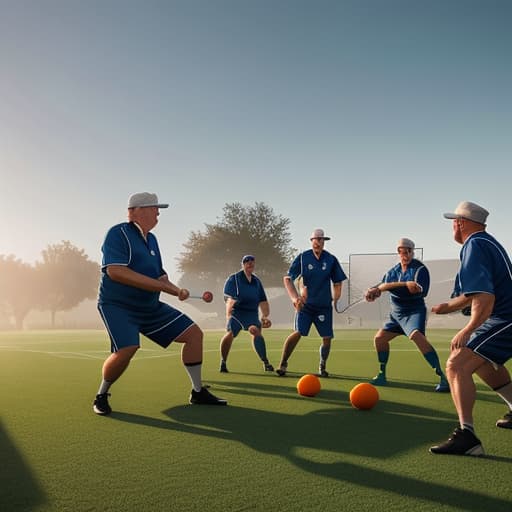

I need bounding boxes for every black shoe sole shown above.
[190,399,228,405]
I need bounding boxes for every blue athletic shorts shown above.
[296,304,333,338]
[467,317,512,366]
[98,302,195,352]
[383,306,426,337]
[227,310,261,337]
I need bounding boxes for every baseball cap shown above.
[128,192,169,209]
[397,238,415,250]
[443,201,488,225]
[310,228,331,241]
[241,255,255,264]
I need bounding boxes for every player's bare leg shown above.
[176,324,227,405]
[276,331,301,376]
[219,331,234,372]
[94,345,139,415]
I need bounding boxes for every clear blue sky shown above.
[1,0,510,277]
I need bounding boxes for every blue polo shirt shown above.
[224,270,267,313]
[458,231,512,320]
[287,249,347,308]
[382,259,429,310]
[98,222,165,311]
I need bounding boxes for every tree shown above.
[0,255,37,329]
[176,202,295,313]
[35,241,100,328]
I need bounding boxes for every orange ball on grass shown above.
[349,383,379,410]
[297,374,321,397]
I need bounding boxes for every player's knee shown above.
[248,325,259,336]
[445,354,467,378]
[374,333,387,347]
[181,324,203,345]
[116,345,139,361]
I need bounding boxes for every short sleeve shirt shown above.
[383,259,429,310]
[458,232,512,320]
[287,249,347,308]
[98,222,165,310]
[223,270,267,313]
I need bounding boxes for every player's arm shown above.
[259,300,271,327]
[106,265,187,298]
[431,293,472,315]
[332,282,342,303]
[225,297,237,318]
[284,275,303,311]
[378,281,422,294]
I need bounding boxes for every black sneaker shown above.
[93,393,112,415]
[220,361,229,373]
[429,427,484,456]
[276,362,287,377]
[190,387,227,405]
[318,366,329,378]
[496,410,512,429]
[263,362,274,372]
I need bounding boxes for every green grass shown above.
[1,329,511,512]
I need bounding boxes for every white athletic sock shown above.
[184,362,202,392]
[97,379,112,395]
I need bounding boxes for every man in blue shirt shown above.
[276,229,347,377]
[365,238,449,392]
[219,254,273,373]
[430,201,512,456]
[94,192,227,414]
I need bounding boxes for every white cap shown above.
[397,238,415,250]
[310,228,331,241]
[128,192,169,209]
[443,201,488,225]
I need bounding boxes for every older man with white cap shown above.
[93,192,227,414]
[365,237,449,392]
[430,201,512,456]
[276,228,347,377]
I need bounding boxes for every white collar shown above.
[133,222,147,241]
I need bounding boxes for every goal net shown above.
[336,249,423,326]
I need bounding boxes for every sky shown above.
[1,0,511,278]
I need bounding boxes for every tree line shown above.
[0,202,296,329]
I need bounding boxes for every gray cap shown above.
[443,201,488,225]
[128,192,169,209]
[397,238,415,250]
[310,228,331,241]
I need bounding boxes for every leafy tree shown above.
[176,202,295,312]
[35,241,100,328]
[0,255,36,329]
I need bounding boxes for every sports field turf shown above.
[1,329,511,512]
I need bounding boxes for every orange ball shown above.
[297,374,321,397]
[349,383,379,410]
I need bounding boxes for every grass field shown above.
[1,329,512,512]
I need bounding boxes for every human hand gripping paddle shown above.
[334,284,381,314]
[335,281,423,314]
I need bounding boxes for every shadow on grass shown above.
[0,421,47,511]
[109,382,512,512]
